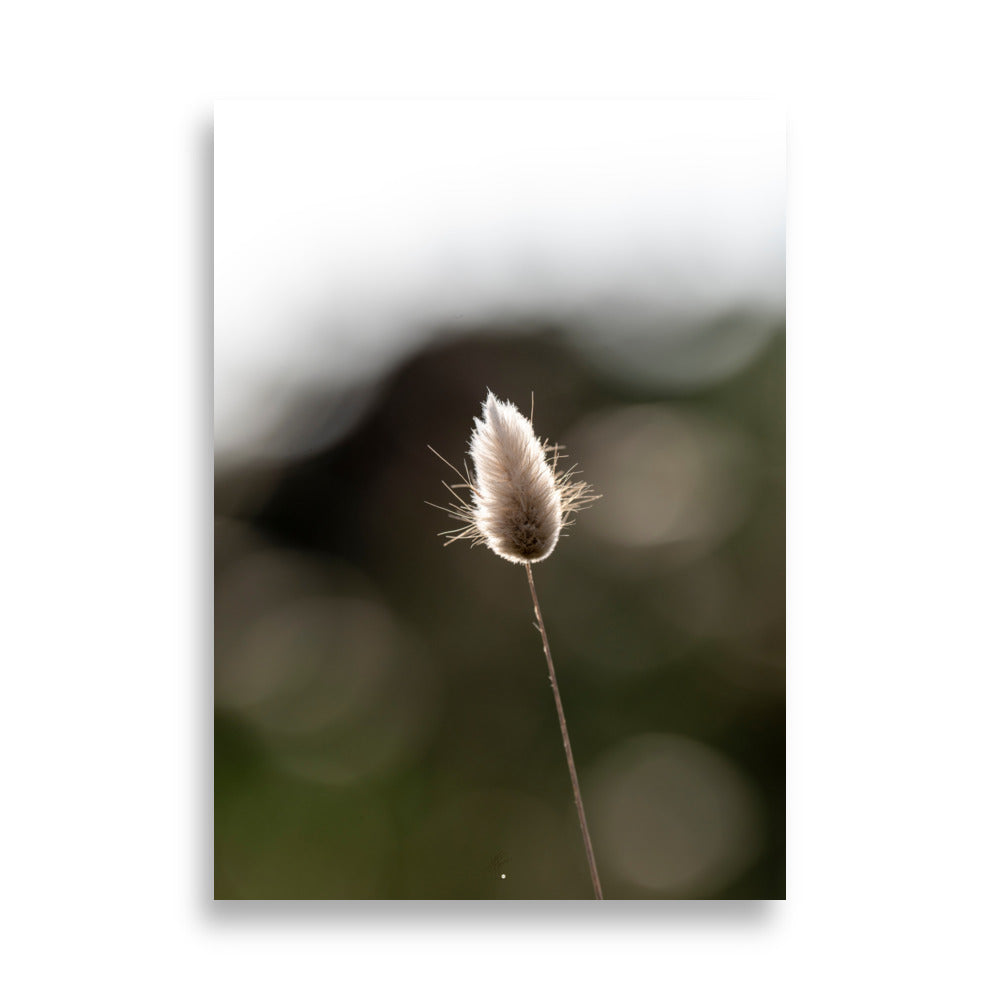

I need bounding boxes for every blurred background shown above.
[214,101,785,899]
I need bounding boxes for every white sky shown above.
[215,101,785,459]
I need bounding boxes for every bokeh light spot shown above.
[572,405,754,554]
[588,733,765,897]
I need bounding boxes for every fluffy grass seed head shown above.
[429,392,599,564]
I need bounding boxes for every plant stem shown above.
[524,563,604,900]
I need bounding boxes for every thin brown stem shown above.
[524,563,604,900]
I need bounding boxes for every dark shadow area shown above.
[205,897,776,926]
[198,117,215,913]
